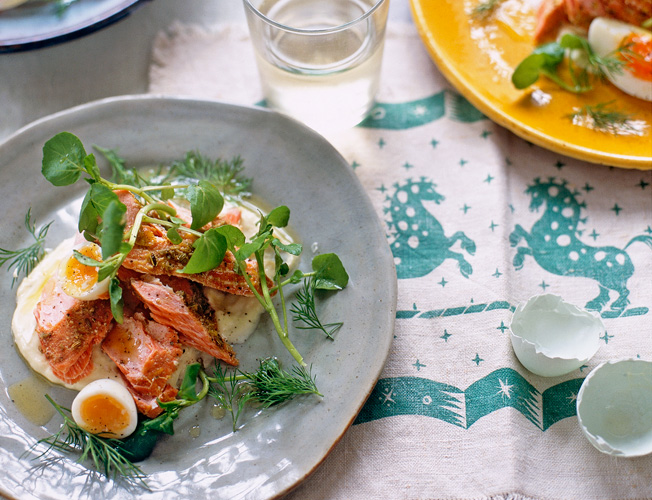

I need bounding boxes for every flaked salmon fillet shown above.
[115,190,268,296]
[34,278,114,384]
[102,312,183,418]
[128,275,239,366]
[535,0,652,40]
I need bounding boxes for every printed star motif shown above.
[639,179,650,189]
[378,138,386,148]
[589,229,599,240]
[376,184,388,193]
[646,226,652,235]
[489,221,498,231]
[611,204,622,215]
[567,392,578,402]
[461,203,471,214]
[381,389,395,405]
[583,183,594,192]
[438,277,448,287]
[481,129,492,139]
[508,204,515,213]
[496,378,513,398]
[555,160,565,170]
[579,365,588,372]
[472,354,484,366]
[413,359,426,371]
[497,321,508,334]
[539,280,549,291]
[351,161,360,170]
[441,330,452,342]
[430,138,440,148]
[492,268,502,278]
[601,332,614,344]
[484,174,495,184]
[459,158,468,167]
[403,162,414,170]
[413,104,427,116]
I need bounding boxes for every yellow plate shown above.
[410,0,652,169]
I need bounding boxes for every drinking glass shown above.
[243,0,389,133]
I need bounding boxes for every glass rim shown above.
[242,0,388,35]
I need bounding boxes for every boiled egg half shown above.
[588,17,652,101]
[71,379,138,438]
[57,241,110,301]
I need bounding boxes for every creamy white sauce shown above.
[11,198,298,391]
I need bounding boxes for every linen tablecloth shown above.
[149,21,652,500]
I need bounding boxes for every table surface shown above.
[0,0,412,141]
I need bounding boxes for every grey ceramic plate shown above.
[0,0,148,53]
[0,96,396,500]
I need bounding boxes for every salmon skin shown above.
[115,190,268,296]
[102,312,183,418]
[535,0,651,40]
[128,275,238,366]
[34,278,114,384]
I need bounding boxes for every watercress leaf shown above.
[267,206,290,228]
[115,423,161,463]
[559,33,588,51]
[215,224,246,251]
[272,238,302,256]
[99,199,126,259]
[72,249,102,267]
[79,183,119,235]
[182,229,227,274]
[512,43,565,89]
[97,262,117,283]
[186,180,224,230]
[109,276,124,324]
[42,132,87,186]
[83,153,101,181]
[167,227,183,245]
[143,410,178,435]
[289,269,305,284]
[279,262,290,276]
[160,186,175,201]
[312,253,349,290]
[170,216,187,225]
[177,363,202,401]
[234,232,271,261]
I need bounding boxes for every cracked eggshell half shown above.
[509,294,603,377]
[577,359,652,457]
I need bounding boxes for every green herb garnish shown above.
[208,358,321,431]
[568,101,641,135]
[36,395,147,486]
[471,0,505,19]
[0,208,52,287]
[512,33,629,93]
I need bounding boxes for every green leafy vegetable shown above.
[208,358,321,431]
[0,209,53,287]
[512,33,630,93]
[471,0,505,19]
[36,395,147,486]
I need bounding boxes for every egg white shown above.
[71,379,138,438]
[588,17,652,102]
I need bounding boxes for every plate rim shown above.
[0,0,150,54]
[0,94,398,500]
[409,0,652,170]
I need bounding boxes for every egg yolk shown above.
[79,394,131,436]
[61,244,101,295]
[621,33,652,81]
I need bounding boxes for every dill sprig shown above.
[0,208,52,287]
[291,276,343,339]
[471,0,505,19]
[568,101,640,134]
[167,152,252,197]
[208,358,322,431]
[36,395,147,487]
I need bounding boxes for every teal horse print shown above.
[386,177,476,279]
[510,177,652,316]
